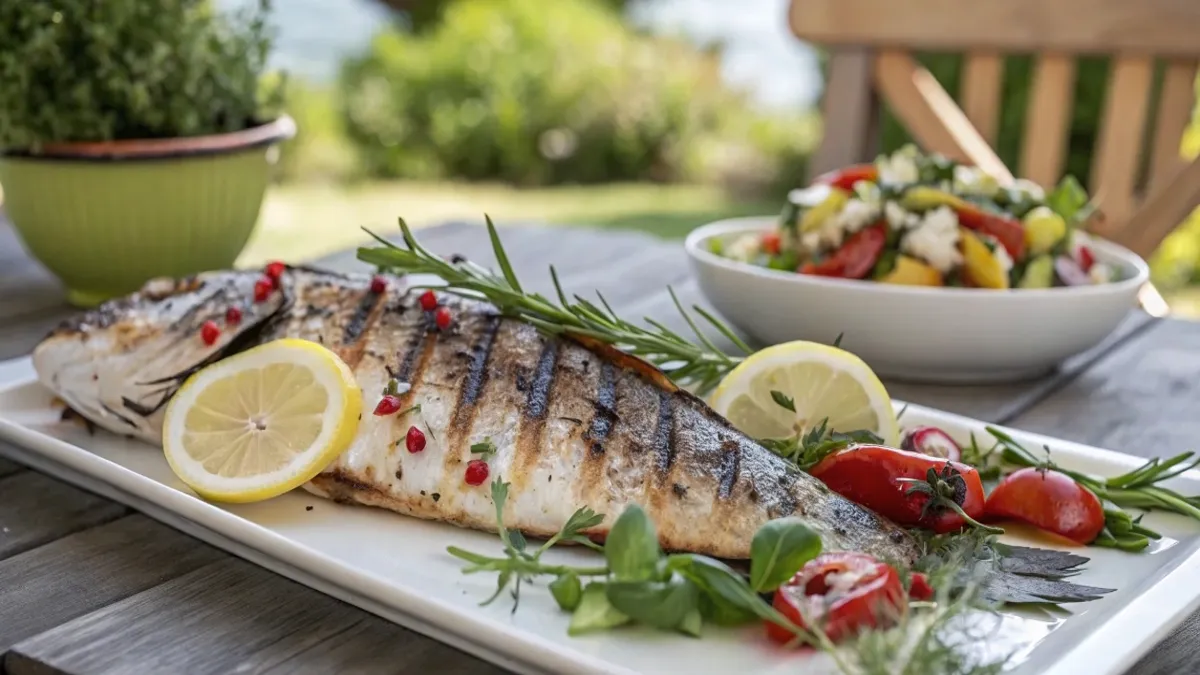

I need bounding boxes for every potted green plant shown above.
[0,0,294,306]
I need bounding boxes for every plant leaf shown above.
[568,583,631,635]
[770,390,796,413]
[605,505,661,582]
[605,575,700,630]
[550,573,583,611]
[749,517,823,592]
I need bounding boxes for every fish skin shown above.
[34,267,921,563]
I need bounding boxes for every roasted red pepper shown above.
[953,204,1026,260]
[812,164,880,192]
[809,445,988,533]
[799,224,887,279]
[766,552,905,644]
[984,467,1105,544]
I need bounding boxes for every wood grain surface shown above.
[0,220,1196,675]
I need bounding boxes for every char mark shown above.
[717,441,741,499]
[101,403,140,428]
[459,316,501,408]
[524,340,559,419]
[653,390,674,472]
[395,313,436,382]
[583,361,617,455]
[121,390,172,417]
[166,285,222,333]
[341,289,382,345]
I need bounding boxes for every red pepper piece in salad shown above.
[952,204,1026,261]
[984,467,1105,544]
[812,164,880,192]
[765,552,906,644]
[799,223,887,279]
[809,445,988,533]
[761,231,782,255]
[907,572,935,601]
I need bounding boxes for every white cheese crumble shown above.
[1010,178,1046,202]
[876,147,920,185]
[991,237,1014,273]
[884,201,921,230]
[725,234,761,262]
[901,206,962,273]
[818,198,880,249]
[1089,262,1114,284]
[953,165,1000,198]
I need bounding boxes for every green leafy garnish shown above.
[758,417,884,471]
[748,517,822,592]
[470,438,497,457]
[769,390,796,413]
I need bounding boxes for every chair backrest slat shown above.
[960,53,1004,144]
[1090,56,1155,234]
[809,48,879,178]
[788,0,1200,56]
[1018,54,1077,189]
[1147,60,1200,196]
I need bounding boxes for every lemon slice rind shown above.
[162,339,362,503]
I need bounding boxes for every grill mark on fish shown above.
[718,440,741,499]
[458,315,501,411]
[524,339,558,419]
[341,289,382,346]
[166,285,221,332]
[653,390,674,472]
[395,314,435,382]
[510,339,561,492]
[583,361,617,455]
[101,403,140,428]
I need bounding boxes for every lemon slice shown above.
[162,339,362,502]
[709,341,899,447]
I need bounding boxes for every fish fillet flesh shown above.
[33,267,921,562]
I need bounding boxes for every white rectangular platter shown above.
[2,359,1200,675]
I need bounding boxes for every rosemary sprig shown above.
[985,426,1200,551]
[358,216,747,394]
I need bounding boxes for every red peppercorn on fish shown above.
[32,267,921,562]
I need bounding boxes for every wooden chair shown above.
[789,0,1200,261]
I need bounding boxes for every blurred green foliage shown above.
[337,0,812,189]
[0,0,282,149]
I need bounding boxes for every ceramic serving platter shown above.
[1,359,1199,675]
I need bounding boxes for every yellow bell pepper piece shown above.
[1023,206,1068,255]
[800,186,851,233]
[879,255,943,287]
[959,227,1010,289]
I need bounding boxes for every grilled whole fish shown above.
[34,267,921,562]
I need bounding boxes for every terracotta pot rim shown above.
[3,115,296,161]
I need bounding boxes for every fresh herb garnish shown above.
[359,217,749,394]
[758,416,884,471]
[470,437,497,458]
[985,426,1200,551]
[769,390,796,413]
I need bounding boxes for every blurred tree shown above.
[371,0,638,32]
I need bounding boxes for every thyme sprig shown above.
[358,217,748,394]
[984,426,1200,551]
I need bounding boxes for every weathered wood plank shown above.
[6,557,502,675]
[960,53,1004,144]
[1120,156,1200,258]
[808,48,879,179]
[0,514,222,652]
[0,456,22,479]
[788,0,1200,57]
[1124,613,1200,675]
[1090,56,1155,233]
[1146,60,1199,196]
[1020,54,1078,189]
[0,469,128,561]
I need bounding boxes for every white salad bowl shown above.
[685,217,1150,383]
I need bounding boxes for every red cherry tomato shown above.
[799,224,887,279]
[812,164,880,192]
[952,204,1026,260]
[809,445,987,533]
[908,572,934,601]
[984,468,1104,544]
[766,552,905,645]
[761,231,782,255]
[900,426,962,461]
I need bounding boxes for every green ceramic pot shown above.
[0,116,296,307]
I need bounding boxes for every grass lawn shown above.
[237,180,778,266]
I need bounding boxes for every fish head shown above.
[33,271,288,442]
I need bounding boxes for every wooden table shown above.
[2,218,1199,674]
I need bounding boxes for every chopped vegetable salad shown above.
[715,146,1117,289]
